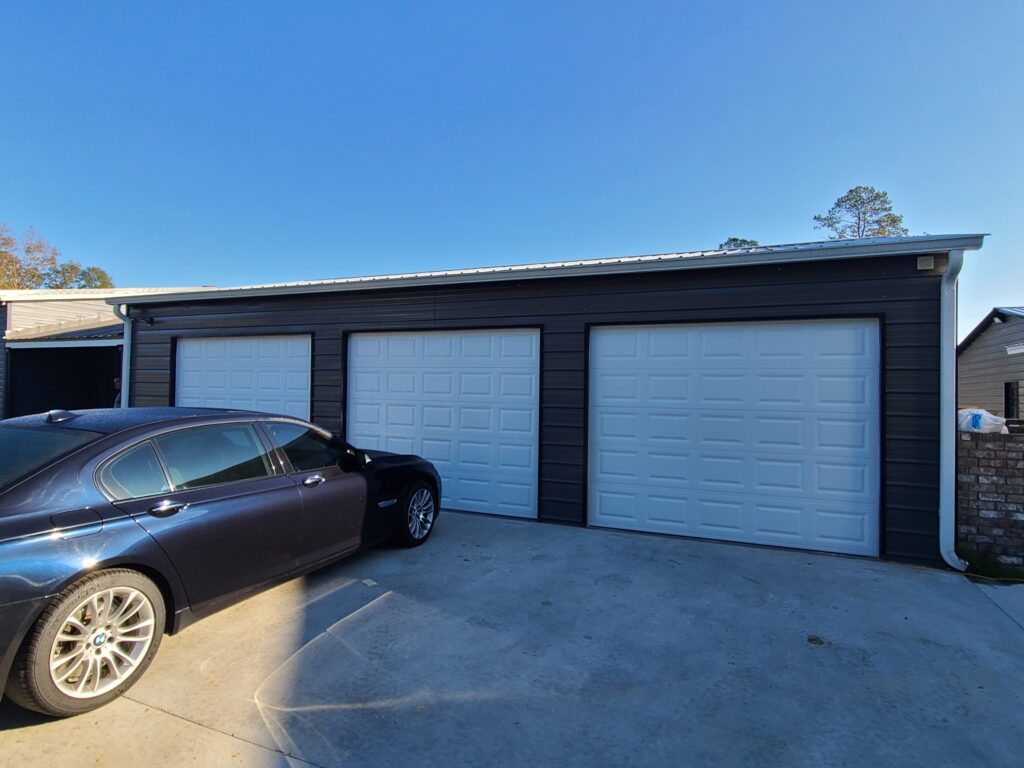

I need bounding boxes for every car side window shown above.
[264,422,342,472]
[155,423,272,491]
[100,442,171,501]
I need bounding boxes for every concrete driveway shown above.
[1,512,1022,767]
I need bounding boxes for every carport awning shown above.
[4,322,123,348]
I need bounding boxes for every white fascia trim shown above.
[107,234,986,306]
[0,288,205,303]
[4,339,123,349]
[940,250,969,571]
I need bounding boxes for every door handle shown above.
[302,474,325,487]
[148,499,189,517]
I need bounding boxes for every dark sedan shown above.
[0,407,440,717]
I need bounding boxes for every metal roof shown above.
[0,287,208,303]
[107,234,986,306]
[7,321,123,343]
[996,307,1024,318]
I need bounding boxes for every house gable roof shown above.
[957,307,1024,355]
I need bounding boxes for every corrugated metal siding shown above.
[958,317,1024,414]
[128,253,949,564]
[6,299,118,333]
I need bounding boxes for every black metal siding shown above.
[958,317,1024,415]
[0,304,7,418]
[128,253,949,564]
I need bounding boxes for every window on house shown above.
[1004,381,1021,419]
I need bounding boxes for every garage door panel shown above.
[594,446,876,505]
[593,371,879,414]
[175,336,311,420]
[596,409,875,462]
[589,320,879,555]
[590,480,878,556]
[353,332,539,369]
[355,368,537,404]
[348,329,539,518]
[593,323,876,369]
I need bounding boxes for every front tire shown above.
[5,569,165,717]
[394,482,438,548]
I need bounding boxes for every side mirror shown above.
[339,445,370,472]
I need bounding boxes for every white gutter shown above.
[940,249,968,571]
[111,304,131,409]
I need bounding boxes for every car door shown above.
[102,422,302,612]
[261,420,367,567]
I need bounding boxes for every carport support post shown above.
[113,303,132,409]
[940,250,968,571]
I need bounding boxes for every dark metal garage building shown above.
[113,235,985,566]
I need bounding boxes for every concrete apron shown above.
[1,512,1022,768]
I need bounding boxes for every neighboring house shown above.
[110,234,984,567]
[958,307,1024,417]
[0,288,202,418]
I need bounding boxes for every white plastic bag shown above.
[957,408,1009,434]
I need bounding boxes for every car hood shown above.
[359,449,436,472]
[362,449,415,463]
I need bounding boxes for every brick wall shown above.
[957,432,1024,567]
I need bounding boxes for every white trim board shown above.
[5,339,123,349]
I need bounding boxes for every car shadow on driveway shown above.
[0,699,51,730]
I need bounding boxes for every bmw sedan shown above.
[0,407,441,717]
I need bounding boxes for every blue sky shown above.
[1,1,1020,337]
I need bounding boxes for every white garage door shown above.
[347,329,540,518]
[175,336,311,419]
[588,320,880,555]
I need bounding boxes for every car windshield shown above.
[0,425,104,492]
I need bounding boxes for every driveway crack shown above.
[970,581,1024,635]
[122,694,329,768]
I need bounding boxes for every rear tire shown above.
[5,569,165,717]
[393,482,438,548]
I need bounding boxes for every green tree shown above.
[0,225,18,286]
[77,265,115,288]
[0,223,114,289]
[719,237,759,249]
[812,186,909,239]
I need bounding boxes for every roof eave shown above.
[108,234,987,307]
[957,306,1020,355]
[0,288,205,304]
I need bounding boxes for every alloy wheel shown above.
[48,587,156,699]
[407,488,436,540]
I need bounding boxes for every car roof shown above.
[0,407,278,435]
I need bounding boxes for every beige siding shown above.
[958,316,1024,415]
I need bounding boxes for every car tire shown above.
[4,568,165,717]
[393,481,439,548]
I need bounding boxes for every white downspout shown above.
[940,249,968,571]
[112,304,132,409]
